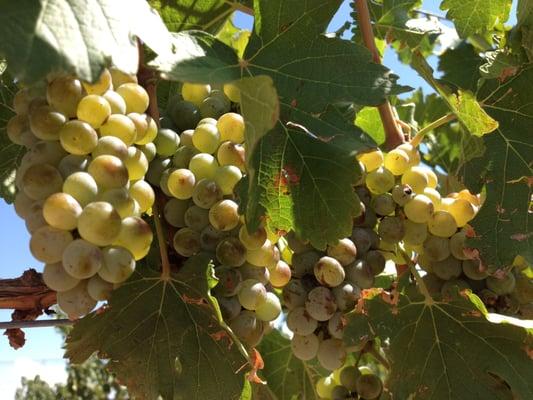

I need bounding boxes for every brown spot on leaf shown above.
[511,232,532,241]
[181,294,209,306]
[498,66,519,82]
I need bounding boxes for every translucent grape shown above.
[43,192,82,230]
[192,123,220,154]
[129,113,158,145]
[462,259,489,280]
[291,250,320,278]
[216,237,246,267]
[114,216,153,260]
[43,262,80,292]
[245,239,279,268]
[317,338,346,371]
[291,333,319,361]
[287,306,318,335]
[282,279,309,310]
[24,202,47,234]
[181,83,211,106]
[214,165,242,195]
[397,142,420,167]
[255,292,281,321]
[6,114,31,145]
[314,256,345,287]
[365,167,395,194]
[431,255,462,281]
[173,227,201,257]
[123,147,148,181]
[30,225,73,263]
[356,374,383,400]
[239,225,267,250]
[449,231,469,260]
[404,194,434,223]
[146,158,171,186]
[14,191,34,219]
[63,171,98,207]
[238,279,267,310]
[158,167,175,197]
[223,83,241,103]
[98,246,136,283]
[268,260,291,287]
[401,166,429,194]
[21,140,66,168]
[199,96,230,119]
[172,146,198,169]
[189,153,219,181]
[384,148,410,175]
[166,169,195,200]
[29,105,66,140]
[99,187,136,218]
[88,155,129,189]
[56,281,96,319]
[198,117,217,126]
[154,128,180,157]
[62,239,103,279]
[214,267,242,297]
[487,273,516,295]
[168,100,201,132]
[340,365,361,391]
[403,220,428,245]
[78,201,122,246]
[116,83,149,114]
[428,210,457,238]
[327,311,345,339]
[378,216,405,243]
[82,69,112,95]
[129,180,155,213]
[217,112,245,143]
[327,238,357,266]
[138,142,157,162]
[332,282,360,311]
[217,141,245,171]
[99,114,137,146]
[22,163,63,200]
[345,260,374,289]
[392,183,414,206]
[179,129,195,148]
[209,199,240,231]
[240,264,270,285]
[357,149,383,172]
[229,310,264,347]
[447,198,477,227]
[59,120,98,155]
[423,187,441,206]
[87,274,114,301]
[425,168,438,189]
[103,90,127,114]
[76,95,111,128]
[58,154,90,178]
[305,286,337,321]
[423,234,450,262]
[92,136,128,160]
[316,376,336,399]
[192,179,223,209]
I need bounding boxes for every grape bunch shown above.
[316,363,384,400]
[147,82,291,347]
[8,68,156,318]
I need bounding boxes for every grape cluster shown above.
[149,82,290,347]
[9,69,156,318]
[316,363,384,400]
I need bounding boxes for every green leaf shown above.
[517,0,533,26]
[65,255,248,400]
[216,18,251,58]
[355,107,385,146]
[0,0,170,84]
[345,290,533,399]
[479,49,521,81]
[464,66,533,267]
[438,42,483,92]
[256,329,325,400]
[440,0,512,38]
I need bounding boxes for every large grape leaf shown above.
[438,42,484,92]
[440,0,512,38]
[65,255,248,400]
[344,290,533,399]
[0,0,171,84]
[464,65,533,267]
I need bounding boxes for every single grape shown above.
[63,171,98,207]
[173,227,201,257]
[199,224,228,251]
[99,114,137,146]
[113,216,153,260]
[423,187,441,206]
[282,279,309,310]
[87,274,114,301]
[305,286,337,321]
[397,142,421,167]
[99,187,136,218]
[317,338,346,371]
[62,239,103,279]
[14,191,34,219]
[291,333,319,361]
[82,69,112,95]
[487,272,516,295]
[56,281,97,319]
[116,83,149,114]
[6,114,31,145]
[327,238,357,266]
[78,201,122,246]
[43,262,80,292]
[154,128,180,157]
[287,306,318,335]
[192,179,223,209]
[351,228,372,255]
[24,202,47,234]
[58,154,90,178]
[76,95,111,128]
[22,163,63,200]
[129,180,155,213]
[340,365,361,391]
[189,153,219,181]
[291,250,321,278]
[168,100,201,131]
[245,239,279,268]
[92,136,128,160]
[238,226,266,251]
[332,282,360,311]
[315,376,336,399]
[331,385,350,400]
[214,165,242,195]
[159,167,176,197]
[238,279,267,310]
[357,149,383,172]
[428,210,457,238]
[138,142,157,162]
[146,157,171,187]
[103,90,127,114]
[223,83,241,103]
[403,220,428,245]
[192,123,220,154]
[327,311,345,339]
[462,259,489,280]
[200,96,230,119]
[129,113,158,145]
[447,198,477,227]
[88,155,129,189]
[384,148,410,175]
[366,250,386,275]
[391,183,414,206]
[30,225,73,263]
[217,112,245,143]
[43,192,82,230]
[314,256,345,287]
[99,246,136,283]
[255,292,282,321]
[46,76,83,117]
[217,296,241,320]
[172,146,199,169]
[365,167,395,195]
[198,117,217,126]
[214,267,243,297]
[217,141,245,171]
[29,105,66,140]
[423,235,450,262]
[356,374,383,400]
[431,255,462,281]
[209,199,240,231]
[401,166,429,194]
[345,260,374,289]
[378,216,405,243]
[229,310,264,347]
[239,263,271,285]
[184,205,210,232]
[167,168,196,200]
[449,231,469,260]
[216,237,246,267]
[181,83,211,106]
[404,194,434,224]
[268,260,291,287]
[370,193,395,216]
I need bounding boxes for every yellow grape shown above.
[365,167,395,195]
[357,148,383,172]
[62,239,103,279]
[30,225,73,263]
[189,153,219,181]
[397,143,420,167]
[43,192,82,230]
[46,76,83,117]
[56,280,96,319]
[428,210,458,238]
[92,136,128,160]
[99,114,137,146]
[404,194,434,223]
[78,201,122,246]
[77,95,111,128]
[59,120,98,155]
[447,198,477,227]
[214,165,242,195]
[423,187,441,206]
[116,83,149,114]
[43,262,80,292]
[88,155,129,189]
[449,231,469,260]
[223,83,241,103]
[217,141,245,171]
[22,163,64,200]
[401,166,429,194]
[425,168,438,189]
[110,68,138,88]
[6,114,31,146]
[128,113,157,145]
[208,199,240,231]
[29,105,66,140]
[384,148,410,175]
[123,146,149,181]
[268,260,291,287]
[217,112,245,143]
[99,188,137,218]
[403,220,428,245]
[82,69,112,95]
[129,180,155,213]
[114,216,153,260]
[168,168,196,199]
[99,246,136,283]
[63,171,99,207]
[239,225,267,250]
[103,90,127,114]
[181,83,211,106]
[87,275,114,301]
[192,123,220,154]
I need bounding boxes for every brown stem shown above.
[355,0,405,149]
[227,1,254,15]
[0,319,72,330]
[0,269,56,310]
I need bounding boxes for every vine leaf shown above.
[440,0,512,38]
[438,42,484,92]
[464,65,533,267]
[344,290,533,399]
[355,107,386,145]
[65,255,248,400]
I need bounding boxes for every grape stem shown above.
[398,247,434,304]
[410,113,456,147]
[0,318,72,330]
[354,0,406,150]
[153,199,172,280]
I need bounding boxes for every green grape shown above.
[391,183,414,206]
[423,187,441,206]
[286,306,318,335]
[180,129,195,148]
[22,163,63,200]
[268,260,291,287]
[423,234,450,262]
[62,239,103,279]
[189,153,219,181]
[114,216,153,260]
[365,167,394,195]
[138,142,157,162]
[246,239,279,268]
[487,273,516,295]
[181,83,211,106]
[167,168,196,200]
[103,90,127,114]
[239,264,270,286]
[370,193,396,216]
[331,385,350,400]
[428,210,457,238]
[92,136,128,160]
[123,146,148,181]
[99,114,137,146]
[87,274,113,301]
[12,87,33,115]
[110,68,137,88]
[238,279,267,310]
[183,205,209,232]
[332,282,360,311]
[316,376,336,399]
[173,227,201,257]
[98,246,136,283]
[168,100,201,131]
[401,166,429,194]
[6,114,31,145]
[172,146,199,169]
[229,310,264,347]
[357,148,383,172]
[58,120,98,155]
[76,95,111,128]
[214,267,243,297]
[441,279,471,298]
[340,365,361,391]
[217,296,241,320]
[56,281,96,319]
[404,194,434,223]
[317,338,346,371]
[129,180,155,213]
[42,262,80,292]
[216,237,246,266]
[282,279,309,310]
[403,220,428,245]
[161,167,177,196]
[384,148,410,175]
[42,192,82,230]
[58,154,90,178]
[431,255,462,281]
[21,140,66,168]
[88,155,129,189]
[129,113,157,145]
[198,117,217,126]
[378,216,406,243]
[462,259,489,280]
[291,250,321,278]
[217,112,245,143]
[192,123,220,154]
[397,142,421,167]
[199,96,230,119]
[314,256,345,287]
[223,83,241,103]
[209,199,240,231]
[82,69,112,95]
[29,105,66,140]
[199,224,228,251]
[291,333,319,361]
[24,201,47,234]
[449,231,469,260]
[327,238,357,266]
[154,128,180,156]
[78,201,122,246]
[116,83,149,114]
[215,166,243,197]
[255,292,282,321]
[99,187,136,218]
[209,89,231,106]
[216,141,245,171]
[237,226,266,252]
[345,260,374,289]
[14,191,34,219]
[305,286,337,321]
[30,225,73,263]
[146,157,171,186]
[447,198,477,227]
[63,171,98,207]
[366,250,386,275]
[192,179,223,209]
[356,374,383,400]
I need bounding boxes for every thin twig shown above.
[410,113,456,147]
[0,319,72,330]
[227,1,254,16]
[413,9,449,21]
[153,200,172,279]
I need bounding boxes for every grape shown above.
[198,117,217,126]
[424,168,438,188]
[99,187,136,218]
[286,231,312,254]
[392,183,414,206]
[218,296,241,320]
[255,292,282,321]
[200,96,230,119]
[238,265,269,287]
[92,136,128,160]
[282,279,309,310]
[428,210,457,238]
[97,246,136,284]
[14,191,34,219]
[287,306,318,335]
[192,123,220,154]
[357,149,383,172]
[216,237,246,267]
[24,202,47,234]
[340,365,361,391]
[87,274,113,301]
[181,83,211,106]
[6,115,30,145]
[129,180,155,213]
[404,194,434,223]
[345,260,374,289]
[116,83,149,114]
[423,187,441,206]
[61,239,103,279]
[183,205,208,232]
[291,250,320,278]
[370,193,395,216]
[316,376,336,399]
[351,228,373,255]
[57,120,98,156]
[78,201,122,246]
[216,141,245,171]
[130,113,157,145]
[331,385,350,400]
[44,76,82,117]
[58,154,90,178]
[179,129,195,148]
[431,255,462,281]
[88,155,129,189]
[217,112,245,143]
[29,105,66,140]
[192,179,223,209]
[138,142,157,162]
[317,338,346,371]
[209,199,240,231]
[115,216,153,260]
[305,286,337,321]
[441,279,471,298]
[172,227,201,257]
[43,262,80,292]
[229,310,264,347]
[103,90,127,114]
[172,146,199,169]
[168,100,201,131]
[462,259,489,280]
[314,256,345,287]
[246,239,279,268]
[189,153,219,181]
[154,128,180,157]
[356,374,382,400]
[366,250,386,275]
[487,272,516,295]
[396,142,420,166]
[221,83,240,103]
[42,192,82,230]
[291,333,319,361]
[236,226,265,252]
[199,224,228,251]
[76,95,111,128]
[82,69,112,95]
[146,158,171,186]
[332,282,360,311]
[158,167,176,197]
[22,163,63,200]
[327,311,345,339]
[423,235,450,262]
[164,169,193,201]
[21,140,66,168]
[365,167,395,194]
[214,267,243,297]
[384,148,410,175]
[110,68,137,88]
[401,167,429,194]
[447,198,477,227]
[30,225,73,263]
[238,279,267,310]
[403,220,428,245]
[12,87,33,115]
[449,231,469,260]
[56,281,97,319]
[269,260,291,287]
[327,238,357,266]
[378,216,405,243]
[214,165,242,195]
[99,114,137,146]
[63,171,98,207]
